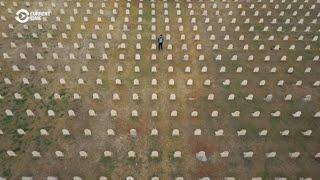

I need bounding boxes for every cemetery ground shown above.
[0,0,320,179]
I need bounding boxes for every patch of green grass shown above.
[129,116,139,121]
[41,93,57,111]
[247,123,259,135]
[260,170,270,179]
[100,77,110,90]
[123,76,135,88]
[0,85,9,96]
[168,150,174,161]
[39,90,69,117]
[266,158,280,166]
[126,157,137,166]
[23,85,34,96]
[104,162,116,177]
[2,168,11,177]
[1,116,13,126]
[0,149,5,161]
[5,106,31,143]
[295,137,307,151]
[33,135,56,151]
[10,129,24,144]
[13,98,25,106]
[16,117,30,129]
[143,9,152,21]
[100,156,111,165]
[23,33,37,40]
[287,146,297,153]
[270,118,279,129]
[13,145,21,152]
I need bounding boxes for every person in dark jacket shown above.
[158,34,164,50]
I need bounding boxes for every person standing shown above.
[158,34,164,50]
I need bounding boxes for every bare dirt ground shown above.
[0,0,319,179]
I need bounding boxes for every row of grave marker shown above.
[5,149,320,159]
[0,128,314,137]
